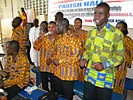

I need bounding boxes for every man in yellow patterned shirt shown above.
[33,21,56,92]
[53,18,84,100]
[11,17,28,55]
[80,2,124,100]
[0,40,30,99]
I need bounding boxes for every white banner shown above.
[48,0,133,28]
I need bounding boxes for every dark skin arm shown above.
[46,59,52,65]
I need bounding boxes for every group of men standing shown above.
[29,2,125,100]
[0,2,132,100]
[30,13,87,100]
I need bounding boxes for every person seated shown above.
[0,40,30,99]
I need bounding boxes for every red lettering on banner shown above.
[85,19,92,22]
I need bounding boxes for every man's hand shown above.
[46,59,52,65]
[0,71,8,78]
[92,62,104,71]
[53,59,59,66]
[80,59,87,68]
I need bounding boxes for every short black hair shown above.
[40,21,48,26]
[49,21,56,25]
[96,2,110,12]
[55,12,64,18]
[33,19,39,22]
[14,17,22,25]
[7,40,19,53]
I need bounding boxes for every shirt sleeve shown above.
[104,32,124,68]
[82,32,91,61]
[12,29,28,50]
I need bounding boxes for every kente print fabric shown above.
[77,31,87,81]
[33,34,56,73]
[83,23,124,89]
[11,26,28,54]
[54,32,84,81]
[3,53,30,89]
[113,35,133,94]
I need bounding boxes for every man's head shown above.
[55,12,64,22]
[12,17,22,28]
[56,18,69,34]
[6,40,19,56]
[40,21,48,32]
[33,19,39,27]
[48,21,56,34]
[93,2,110,28]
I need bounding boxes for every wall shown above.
[0,0,48,41]
[0,0,24,40]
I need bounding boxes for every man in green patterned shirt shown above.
[80,2,124,100]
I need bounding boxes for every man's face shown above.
[56,21,63,34]
[93,6,109,26]
[40,23,47,32]
[12,18,20,28]
[33,20,39,27]
[6,44,12,56]
[55,15,62,22]
[48,23,56,34]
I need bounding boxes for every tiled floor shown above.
[127,90,133,100]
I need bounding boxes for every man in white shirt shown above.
[29,19,41,86]
[29,19,40,67]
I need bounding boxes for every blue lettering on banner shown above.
[59,0,103,9]
[108,19,125,23]
[108,19,114,22]
[84,0,103,7]
[115,19,125,22]
[59,2,82,9]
